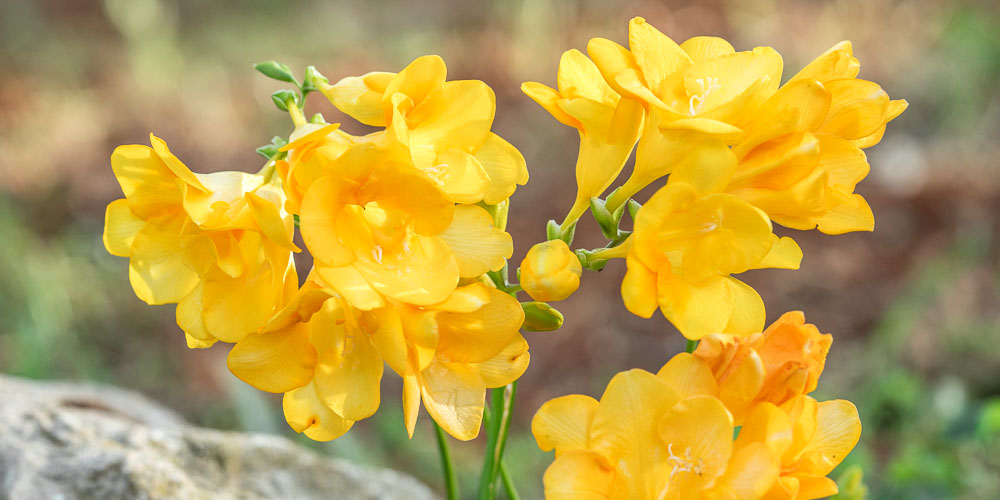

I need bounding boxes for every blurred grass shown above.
[1,0,999,498]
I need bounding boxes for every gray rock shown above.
[0,375,438,500]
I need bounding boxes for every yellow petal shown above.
[758,235,803,270]
[521,81,581,128]
[717,350,766,424]
[656,273,734,340]
[543,450,622,500]
[382,54,447,124]
[737,79,831,158]
[298,175,358,268]
[622,254,659,318]
[128,214,200,305]
[201,246,286,343]
[724,278,766,335]
[589,369,681,462]
[656,352,719,398]
[315,265,386,311]
[710,442,779,499]
[310,301,384,421]
[419,358,485,441]
[403,373,421,438]
[110,144,182,219]
[326,71,395,127]
[815,191,874,234]
[666,138,737,195]
[245,191,300,252]
[437,205,512,277]
[658,395,734,484]
[557,49,618,106]
[798,399,862,475]
[734,402,793,457]
[352,235,459,306]
[103,199,143,257]
[474,133,528,204]
[437,286,524,363]
[789,41,859,83]
[628,17,691,95]
[184,333,216,349]
[283,380,354,441]
[532,394,600,455]
[425,149,490,204]
[680,36,736,63]
[149,134,209,192]
[471,335,530,388]
[409,79,495,155]
[431,282,491,313]
[587,37,647,102]
[793,475,839,499]
[227,323,317,393]
[819,79,890,140]
[817,135,868,191]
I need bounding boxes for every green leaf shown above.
[254,61,297,84]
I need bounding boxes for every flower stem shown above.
[500,461,521,500]
[685,339,698,353]
[477,381,518,500]
[434,421,460,500]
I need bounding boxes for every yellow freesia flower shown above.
[533,368,780,499]
[319,55,528,205]
[693,311,833,423]
[520,240,583,302]
[622,150,802,338]
[227,275,527,441]
[103,135,299,346]
[522,49,644,226]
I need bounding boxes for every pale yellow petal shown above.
[437,204,512,277]
[425,149,490,204]
[680,36,736,63]
[758,235,803,270]
[628,16,691,94]
[589,369,681,461]
[227,324,316,393]
[557,49,618,105]
[283,380,354,441]
[310,301,384,421]
[409,79,495,154]
[656,352,719,398]
[382,54,447,123]
[474,133,528,204]
[798,399,862,475]
[532,394,600,455]
[471,335,530,388]
[103,199,144,257]
[326,71,395,127]
[245,191,300,252]
[110,144,182,219]
[352,234,459,306]
[543,450,621,500]
[315,265,386,311]
[419,359,486,441]
[128,214,200,305]
[437,286,524,363]
[521,81,580,128]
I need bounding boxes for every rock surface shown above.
[0,374,438,500]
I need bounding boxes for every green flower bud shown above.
[521,301,564,332]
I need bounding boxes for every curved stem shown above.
[499,461,521,500]
[434,421,460,500]
[476,381,518,500]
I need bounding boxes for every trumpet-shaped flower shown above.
[693,311,833,423]
[533,368,780,499]
[320,55,528,205]
[520,239,583,302]
[622,147,802,338]
[103,135,299,345]
[522,49,644,225]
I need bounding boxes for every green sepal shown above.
[309,112,326,124]
[546,219,576,245]
[627,199,642,221]
[271,89,297,111]
[303,65,328,93]
[254,61,298,85]
[575,249,608,272]
[591,194,629,240]
[255,136,289,160]
[521,302,564,332]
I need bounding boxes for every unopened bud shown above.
[521,301,564,332]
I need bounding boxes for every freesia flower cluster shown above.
[104,55,531,441]
[103,14,904,500]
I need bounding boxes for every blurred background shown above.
[1,0,998,498]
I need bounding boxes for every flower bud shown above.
[520,240,582,302]
[521,301,564,332]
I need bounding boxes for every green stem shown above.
[685,339,698,353]
[434,421,460,500]
[477,381,518,500]
[499,461,521,500]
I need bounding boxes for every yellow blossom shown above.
[103,134,298,346]
[694,311,833,423]
[522,49,644,226]
[520,240,583,302]
[319,55,528,205]
[623,156,802,338]
[533,368,780,499]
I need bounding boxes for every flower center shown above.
[688,77,721,116]
[666,443,706,480]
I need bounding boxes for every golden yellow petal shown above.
[103,199,143,257]
[797,399,861,475]
[734,402,793,457]
[819,79,890,140]
[326,71,395,127]
[110,144,182,219]
[793,475,839,500]
[758,235,803,270]
[283,380,354,441]
[419,359,485,441]
[409,79,495,155]
[310,301,384,421]
[710,442,779,499]
[628,17,691,96]
[474,133,528,204]
[532,394,600,455]
[403,372,421,439]
[437,286,524,363]
[557,49,619,106]
[589,369,681,462]
[680,36,736,63]
[789,41,859,83]
[201,253,285,343]
[425,149,490,204]
[587,37,644,101]
[543,450,621,500]
[656,352,720,398]
[621,254,659,318]
[656,274,734,340]
[717,350,766,424]
[521,81,581,128]
[184,333,216,349]
[431,283,490,313]
[315,265,386,311]
[815,191,874,234]
[227,323,316,393]
[817,135,869,191]
[437,204,512,277]
[666,138,737,196]
[382,54,447,123]
[471,335,530,388]
[298,175,358,268]
[245,191,301,252]
[658,395,734,483]
[148,134,209,192]
[352,235,459,306]
[128,214,200,305]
